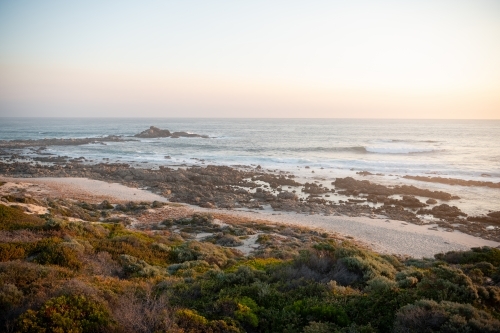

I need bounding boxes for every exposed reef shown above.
[403,175,500,189]
[334,176,460,200]
[0,135,126,148]
[1,159,499,241]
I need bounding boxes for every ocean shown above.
[1,118,499,180]
[1,118,499,215]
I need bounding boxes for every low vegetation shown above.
[1,202,500,332]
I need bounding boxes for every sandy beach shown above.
[2,176,498,259]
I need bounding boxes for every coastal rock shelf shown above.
[0,135,126,148]
[1,157,499,242]
[403,175,500,189]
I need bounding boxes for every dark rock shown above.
[0,135,125,148]
[417,204,467,221]
[334,177,458,200]
[134,126,171,138]
[403,175,500,189]
[303,182,328,194]
[488,211,500,219]
[277,191,298,201]
[171,131,209,139]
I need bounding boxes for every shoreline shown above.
[2,176,498,258]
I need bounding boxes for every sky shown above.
[0,0,499,118]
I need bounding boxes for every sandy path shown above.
[0,177,168,203]
[197,208,500,258]
[1,176,498,258]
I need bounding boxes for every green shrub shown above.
[435,247,500,266]
[0,261,73,297]
[167,260,215,277]
[175,308,241,333]
[120,254,167,278]
[289,299,349,327]
[0,283,23,311]
[92,235,170,267]
[0,243,27,262]
[0,204,44,231]
[394,299,500,333]
[31,238,82,270]
[170,241,240,268]
[416,266,478,303]
[16,295,112,333]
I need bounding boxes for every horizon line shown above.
[1,116,499,121]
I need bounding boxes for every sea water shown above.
[1,118,499,215]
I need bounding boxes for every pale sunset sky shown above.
[0,1,499,118]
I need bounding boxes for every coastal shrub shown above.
[435,246,500,266]
[52,220,109,239]
[213,297,260,329]
[337,255,395,284]
[91,234,171,266]
[0,243,27,261]
[271,251,337,283]
[234,302,259,328]
[469,261,496,277]
[175,309,241,333]
[216,234,244,247]
[167,260,215,277]
[393,300,500,333]
[288,298,349,327]
[230,257,283,272]
[46,199,101,221]
[416,265,478,303]
[120,254,167,278]
[31,238,83,270]
[332,245,398,284]
[0,283,23,311]
[111,287,177,333]
[477,286,500,308]
[0,261,73,296]
[0,204,44,230]
[303,322,376,333]
[395,267,425,288]
[365,276,398,293]
[170,240,240,268]
[302,321,337,333]
[87,251,123,277]
[16,294,112,333]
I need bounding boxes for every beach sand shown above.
[1,176,498,258]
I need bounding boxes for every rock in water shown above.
[134,126,171,138]
[134,126,209,138]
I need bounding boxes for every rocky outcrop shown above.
[134,126,171,138]
[303,183,331,195]
[467,211,500,226]
[383,196,426,209]
[252,174,301,188]
[0,136,125,148]
[334,177,459,200]
[134,126,209,139]
[403,175,500,189]
[2,159,499,241]
[277,191,298,201]
[417,204,467,221]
